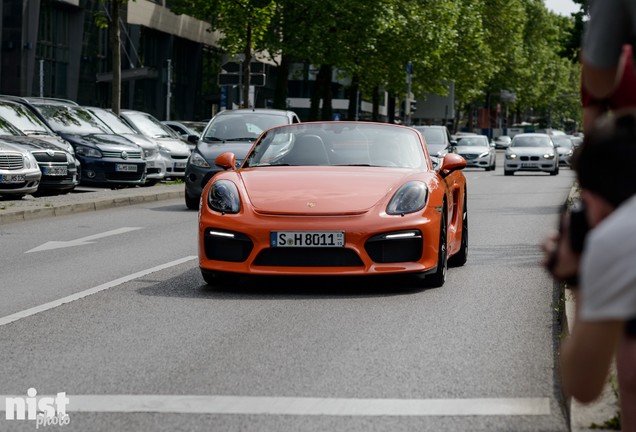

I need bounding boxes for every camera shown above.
[568,201,590,253]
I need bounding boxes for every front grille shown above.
[105,171,144,181]
[253,248,363,267]
[520,156,540,161]
[0,154,23,170]
[458,153,479,160]
[102,150,143,159]
[32,152,67,162]
[365,231,423,263]
[171,155,189,160]
[204,230,253,262]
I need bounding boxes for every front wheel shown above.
[185,189,200,210]
[504,169,513,176]
[449,192,468,267]
[423,205,448,288]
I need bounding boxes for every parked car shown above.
[412,125,455,160]
[198,122,468,288]
[454,135,496,171]
[0,98,76,155]
[493,135,512,149]
[84,106,167,185]
[5,97,147,187]
[0,121,79,195]
[551,135,575,166]
[185,108,301,209]
[504,133,559,176]
[119,110,191,179]
[162,120,206,144]
[0,139,42,198]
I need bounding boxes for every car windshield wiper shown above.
[23,130,50,135]
[224,137,256,142]
[335,163,371,166]
[202,137,223,142]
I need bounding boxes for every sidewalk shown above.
[0,183,185,225]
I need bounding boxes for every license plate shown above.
[43,166,67,176]
[115,164,138,172]
[0,174,25,184]
[521,163,537,168]
[174,162,187,169]
[271,231,345,247]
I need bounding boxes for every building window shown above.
[34,5,70,97]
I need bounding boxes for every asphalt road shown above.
[0,160,575,431]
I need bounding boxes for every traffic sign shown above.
[222,62,241,73]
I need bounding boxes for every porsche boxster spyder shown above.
[198,122,468,287]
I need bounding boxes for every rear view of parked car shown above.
[8,97,147,187]
[0,140,41,198]
[119,110,191,179]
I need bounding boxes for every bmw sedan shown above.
[504,133,559,176]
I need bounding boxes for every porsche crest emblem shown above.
[307,202,317,208]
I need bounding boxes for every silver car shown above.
[0,139,42,198]
[454,135,496,171]
[551,135,574,166]
[504,133,559,176]
[85,107,168,185]
[119,110,191,179]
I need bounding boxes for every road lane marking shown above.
[26,227,144,253]
[0,395,550,416]
[0,256,197,327]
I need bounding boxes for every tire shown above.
[185,189,200,210]
[423,205,448,288]
[550,164,559,176]
[504,169,513,176]
[449,192,468,267]
[201,269,236,286]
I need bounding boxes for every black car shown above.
[1,97,146,188]
[184,108,300,209]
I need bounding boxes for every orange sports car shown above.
[198,122,467,287]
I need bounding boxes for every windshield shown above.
[415,127,446,146]
[34,105,110,135]
[552,137,573,148]
[202,113,290,142]
[123,112,174,138]
[0,117,24,136]
[88,108,135,135]
[511,136,553,148]
[0,102,52,135]
[457,136,488,147]
[244,123,426,169]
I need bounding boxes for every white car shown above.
[454,135,496,171]
[504,133,558,176]
[0,139,42,198]
[119,110,192,179]
[551,135,574,166]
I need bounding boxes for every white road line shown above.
[0,395,551,416]
[0,256,197,327]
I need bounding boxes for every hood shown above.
[197,141,254,163]
[119,133,158,150]
[238,167,421,215]
[62,133,141,151]
[0,135,70,153]
[21,133,73,153]
[455,145,489,154]
[153,137,191,155]
[507,147,555,157]
[0,139,30,154]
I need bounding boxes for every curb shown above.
[0,185,185,225]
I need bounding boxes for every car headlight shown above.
[23,152,38,169]
[505,153,517,159]
[75,145,102,158]
[144,148,157,159]
[543,153,555,159]
[159,145,172,155]
[189,151,210,168]
[478,151,489,158]
[387,181,428,215]
[208,180,240,213]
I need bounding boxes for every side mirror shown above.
[214,151,236,170]
[187,134,199,144]
[439,153,466,178]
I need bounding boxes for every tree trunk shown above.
[347,75,359,120]
[309,64,323,121]
[242,22,252,108]
[273,55,289,110]
[320,64,333,121]
[387,92,396,124]
[111,0,121,114]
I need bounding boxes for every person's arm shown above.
[581,58,622,100]
[561,313,624,403]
